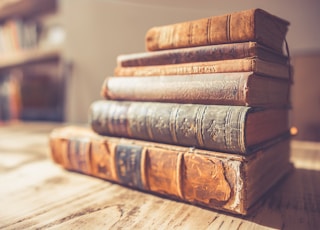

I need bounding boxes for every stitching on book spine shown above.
[196,105,207,147]
[140,147,149,190]
[207,18,212,44]
[188,22,193,46]
[170,105,180,144]
[226,14,231,42]
[176,152,185,199]
[146,104,154,140]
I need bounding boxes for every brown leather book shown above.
[117,42,288,67]
[49,125,292,215]
[102,72,290,108]
[145,8,289,54]
[114,58,291,80]
[89,100,289,154]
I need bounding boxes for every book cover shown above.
[117,42,288,67]
[89,100,289,154]
[114,58,291,80]
[49,125,292,215]
[145,8,289,53]
[102,72,290,108]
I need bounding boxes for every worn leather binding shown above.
[89,100,289,154]
[49,126,292,215]
[117,42,288,67]
[114,58,291,80]
[102,72,290,108]
[145,8,289,53]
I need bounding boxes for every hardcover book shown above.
[101,72,290,108]
[114,58,291,80]
[49,125,292,216]
[117,42,288,67]
[145,8,289,54]
[89,100,289,154]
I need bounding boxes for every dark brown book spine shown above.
[145,8,289,53]
[49,126,292,216]
[114,58,290,80]
[117,42,288,67]
[89,100,250,154]
[101,72,290,108]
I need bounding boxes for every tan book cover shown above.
[114,58,291,80]
[145,8,289,53]
[50,125,292,216]
[102,72,290,108]
[117,42,288,67]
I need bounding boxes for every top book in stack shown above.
[145,8,289,54]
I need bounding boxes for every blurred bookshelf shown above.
[0,0,68,123]
[0,0,56,21]
[0,47,61,69]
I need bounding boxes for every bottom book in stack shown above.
[49,125,292,216]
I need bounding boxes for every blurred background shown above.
[0,0,319,141]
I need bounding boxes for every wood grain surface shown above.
[0,122,319,229]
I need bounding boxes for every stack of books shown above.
[49,8,293,215]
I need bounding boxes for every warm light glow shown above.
[290,126,298,136]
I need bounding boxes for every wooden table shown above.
[0,122,319,229]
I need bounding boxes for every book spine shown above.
[102,73,249,105]
[145,9,256,51]
[49,127,246,215]
[89,101,250,153]
[114,59,254,76]
[117,42,258,67]
[113,58,290,79]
